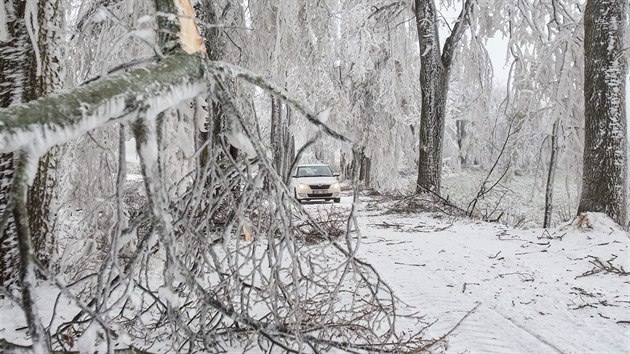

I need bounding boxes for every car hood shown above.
[293,176,338,185]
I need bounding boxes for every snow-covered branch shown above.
[0,51,207,156]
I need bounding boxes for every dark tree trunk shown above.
[27,0,63,270]
[355,149,371,187]
[195,0,239,163]
[0,0,24,288]
[544,121,559,228]
[578,0,628,226]
[414,0,473,194]
[0,154,16,286]
[456,119,468,167]
[0,0,63,285]
[271,95,283,173]
[282,106,295,180]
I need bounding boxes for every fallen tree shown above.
[0,1,429,352]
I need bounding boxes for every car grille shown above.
[309,184,330,189]
[307,193,333,198]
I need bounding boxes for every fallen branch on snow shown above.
[422,302,481,351]
[576,255,629,278]
[498,272,535,282]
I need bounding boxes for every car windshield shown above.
[296,166,333,177]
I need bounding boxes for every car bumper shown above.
[297,191,340,200]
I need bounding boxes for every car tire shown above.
[333,198,340,203]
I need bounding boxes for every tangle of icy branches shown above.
[0,51,431,352]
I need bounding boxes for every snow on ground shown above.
[442,171,581,228]
[1,191,628,353]
[301,192,630,353]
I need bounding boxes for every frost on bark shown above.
[270,95,294,180]
[0,3,30,274]
[27,0,64,270]
[544,121,560,228]
[11,153,51,352]
[0,0,63,285]
[414,0,473,194]
[155,0,179,52]
[0,154,16,286]
[578,0,628,226]
[0,52,207,153]
[195,0,239,165]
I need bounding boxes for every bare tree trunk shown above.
[414,0,473,194]
[0,0,29,287]
[154,0,178,52]
[355,149,371,187]
[11,153,51,352]
[282,105,295,180]
[578,0,628,226]
[0,0,63,284]
[0,154,16,286]
[271,95,283,173]
[27,0,64,270]
[544,121,559,228]
[363,157,371,188]
[28,151,59,268]
[456,119,468,167]
[196,0,239,164]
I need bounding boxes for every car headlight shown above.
[330,182,340,190]
[297,183,309,191]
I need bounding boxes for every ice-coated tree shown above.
[578,0,628,226]
[493,0,585,227]
[330,0,421,192]
[0,0,428,351]
[0,0,63,286]
[195,0,242,165]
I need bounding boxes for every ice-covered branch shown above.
[0,51,207,156]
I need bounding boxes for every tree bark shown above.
[154,0,179,51]
[0,0,27,287]
[414,0,473,194]
[0,153,16,286]
[578,0,628,226]
[544,121,559,228]
[0,0,64,283]
[11,153,51,352]
[26,0,64,271]
[271,95,283,172]
[456,119,468,167]
[195,0,239,165]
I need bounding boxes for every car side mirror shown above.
[333,173,340,177]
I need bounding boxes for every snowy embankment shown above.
[317,193,629,353]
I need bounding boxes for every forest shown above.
[0,0,627,352]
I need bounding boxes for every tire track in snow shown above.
[345,204,626,353]
[359,225,565,354]
[449,306,565,353]
[387,262,563,353]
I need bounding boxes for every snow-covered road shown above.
[304,193,630,353]
[1,193,627,353]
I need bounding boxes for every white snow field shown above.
[300,193,630,354]
[0,192,628,353]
